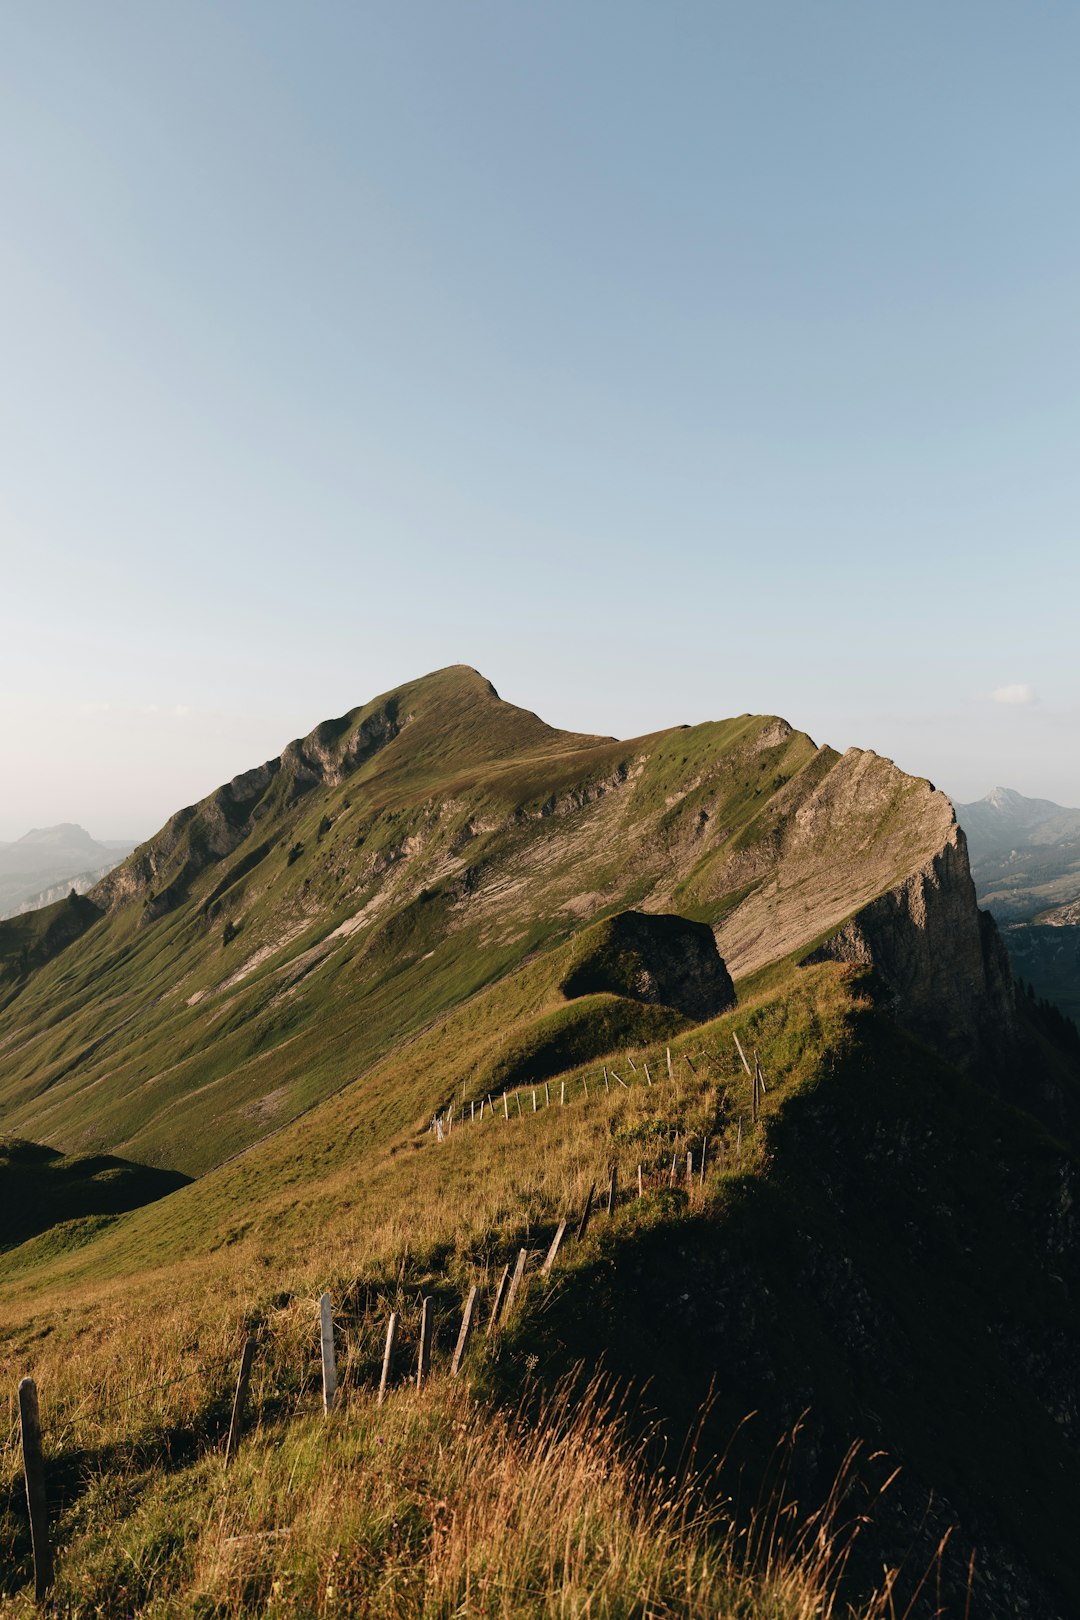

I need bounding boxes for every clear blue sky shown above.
[2,2,1078,840]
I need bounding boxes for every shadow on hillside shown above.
[0,1137,191,1253]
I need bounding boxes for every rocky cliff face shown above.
[803,822,1015,1064]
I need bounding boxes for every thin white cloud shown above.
[991,683,1038,706]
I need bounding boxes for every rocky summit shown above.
[1,667,1078,1619]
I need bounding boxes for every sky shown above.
[2,1,1078,841]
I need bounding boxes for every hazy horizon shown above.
[3,4,1078,839]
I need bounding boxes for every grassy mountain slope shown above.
[2,667,1067,1617]
[1,950,1077,1616]
[0,667,992,1177]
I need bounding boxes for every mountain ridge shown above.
[0,666,1010,1174]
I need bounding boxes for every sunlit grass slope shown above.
[2,947,1078,1614]
[1,959,897,1618]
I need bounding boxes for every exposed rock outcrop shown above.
[802,823,1015,1063]
[561,910,736,1022]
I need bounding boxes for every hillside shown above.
[1,668,1076,1618]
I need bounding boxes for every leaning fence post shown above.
[18,1377,52,1602]
[700,1136,707,1187]
[451,1286,479,1375]
[607,1164,618,1215]
[668,1150,677,1187]
[319,1294,337,1414]
[541,1218,568,1275]
[488,1263,512,1335]
[378,1312,399,1404]
[416,1297,434,1389]
[504,1248,528,1315]
[733,1032,752,1078]
[225,1335,258,1467]
[643,1061,652,1085]
[576,1182,596,1242]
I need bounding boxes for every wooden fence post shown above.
[560,1080,565,1105]
[700,1136,707,1187]
[504,1248,528,1315]
[755,1052,768,1094]
[516,1092,523,1117]
[637,1164,643,1199]
[416,1297,434,1389]
[583,1076,589,1098]
[18,1377,52,1602]
[225,1335,257,1468]
[686,1150,693,1191]
[627,1054,637,1071]
[319,1294,337,1414]
[666,1046,673,1082]
[503,1091,509,1119]
[544,1082,550,1106]
[607,1165,618,1215]
[378,1312,399,1404]
[576,1182,596,1242]
[733,1032,752,1078]
[532,1089,537,1112]
[643,1061,652,1085]
[668,1150,677,1187]
[737,1117,743,1158]
[451,1286,479,1376]
[541,1219,567,1275]
[487,1263,511,1335]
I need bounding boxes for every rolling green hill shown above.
[1,667,1076,1618]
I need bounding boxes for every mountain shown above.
[0,823,136,919]
[955,787,1080,1022]
[1,668,1077,1618]
[0,666,1010,1171]
[955,787,1080,919]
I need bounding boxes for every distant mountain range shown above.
[955,787,1080,1021]
[0,824,137,918]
